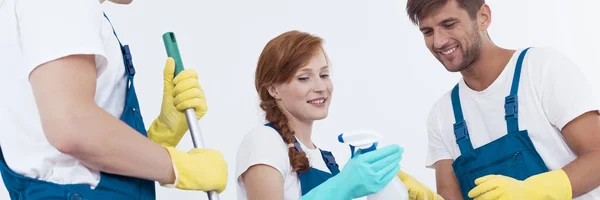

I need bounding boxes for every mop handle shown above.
[162,32,220,200]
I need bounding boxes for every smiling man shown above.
[395,0,600,200]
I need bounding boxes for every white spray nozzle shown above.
[338,130,383,150]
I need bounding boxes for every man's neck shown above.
[460,44,515,91]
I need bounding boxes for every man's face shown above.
[418,0,483,72]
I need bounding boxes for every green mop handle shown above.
[162,32,220,200]
[163,32,185,75]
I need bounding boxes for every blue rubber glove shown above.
[301,144,404,200]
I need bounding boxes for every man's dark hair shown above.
[406,0,485,25]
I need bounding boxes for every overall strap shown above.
[320,150,340,175]
[451,84,474,154]
[102,13,123,46]
[264,123,304,153]
[505,47,532,133]
[264,124,339,175]
[103,13,136,79]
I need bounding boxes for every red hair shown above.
[254,30,325,172]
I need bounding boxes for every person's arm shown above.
[468,48,598,200]
[236,127,290,199]
[242,153,403,200]
[237,127,402,200]
[466,114,598,200]
[300,145,402,200]
[535,48,600,197]
[434,160,464,200]
[421,103,461,199]
[561,111,600,197]
[242,165,284,200]
[30,54,175,184]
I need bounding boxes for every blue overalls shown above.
[451,47,549,200]
[264,123,341,195]
[0,13,155,200]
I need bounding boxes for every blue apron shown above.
[264,123,340,195]
[0,13,156,200]
[450,47,549,200]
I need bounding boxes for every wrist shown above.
[152,116,168,130]
[324,175,353,200]
[159,146,180,187]
[551,169,572,196]
[435,194,445,200]
[148,118,164,133]
[148,118,175,146]
[300,175,352,200]
[527,169,572,199]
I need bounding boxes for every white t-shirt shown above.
[0,0,127,187]
[425,47,600,199]
[236,124,333,200]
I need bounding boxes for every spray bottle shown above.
[338,130,409,200]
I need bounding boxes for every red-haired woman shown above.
[236,30,404,200]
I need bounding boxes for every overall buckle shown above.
[505,95,518,120]
[453,120,470,141]
[122,45,136,76]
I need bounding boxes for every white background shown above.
[2,0,599,199]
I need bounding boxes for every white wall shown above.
[1,0,598,199]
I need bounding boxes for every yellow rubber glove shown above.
[397,171,445,200]
[163,146,228,192]
[468,170,572,200]
[148,58,208,147]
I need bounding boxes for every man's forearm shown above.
[563,151,600,197]
[559,111,600,198]
[44,105,175,184]
[435,160,463,200]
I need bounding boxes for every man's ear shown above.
[478,4,492,32]
[267,85,281,100]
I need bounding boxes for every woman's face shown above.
[270,49,333,123]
